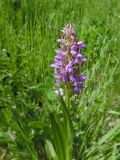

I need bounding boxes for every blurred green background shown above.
[0,0,120,159]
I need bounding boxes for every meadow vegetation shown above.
[0,0,120,159]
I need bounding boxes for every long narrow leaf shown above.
[45,140,58,160]
[59,96,73,136]
[59,96,73,160]
[50,113,66,160]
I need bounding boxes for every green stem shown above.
[65,84,70,109]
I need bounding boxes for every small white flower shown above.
[54,88,64,96]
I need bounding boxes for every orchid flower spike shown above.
[51,24,87,94]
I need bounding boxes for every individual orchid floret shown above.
[50,24,87,94]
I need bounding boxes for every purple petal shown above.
[74,86,81,93]
[71,44,78,51]
[71,50,78,55]
[55,50,66,55]
[50,64,58,68]
[57,39,66,43]
[77,41,86,48]
[79,74,87,81]
[66,63,73,73]
[55,54,64,60]
[55,79,60,86]
[70,74,75,81]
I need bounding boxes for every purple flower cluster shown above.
[51,24,87,94]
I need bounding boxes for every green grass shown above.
[0,0,120,159]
